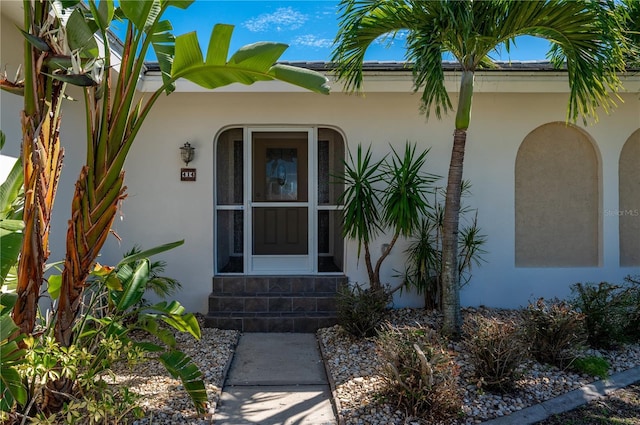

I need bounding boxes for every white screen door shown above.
[248,129,314,273]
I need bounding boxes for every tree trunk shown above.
[441,68,474,337]
[43,167,125,412]
[54,167,125,347]
[440,128,467,336]
[13,10,64,336]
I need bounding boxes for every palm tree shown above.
[332,0,626,336]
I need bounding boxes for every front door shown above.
[215,126,345,275]
[248,130,313,273]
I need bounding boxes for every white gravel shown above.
[107,324,239,424]
[317,307,640,425]
[102,307,639,425]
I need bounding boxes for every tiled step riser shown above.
[206,275,346,332]
[204,316,337,333]
[209,296,337,314]
[213,276,344,296]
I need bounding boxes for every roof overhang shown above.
[138,61,640,94]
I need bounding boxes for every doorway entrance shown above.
[215,127,345,275]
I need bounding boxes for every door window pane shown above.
[217,210,243,273]
[217,128,243,205]
[318,209,344,272]
[318,128,345,205]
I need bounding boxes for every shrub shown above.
[622,275,640,342]
[337,283,390,338]
[570,356,610,379]
[571,280,640,349]
[377,324,462,421]
[402,182,486,310]
[522,298,586,367]
[463,316,529,392]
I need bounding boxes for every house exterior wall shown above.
[2,11,638,313]
[96,87,639,313]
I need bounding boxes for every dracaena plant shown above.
[335,142,438,292]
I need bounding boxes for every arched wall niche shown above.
[515,122,601,267]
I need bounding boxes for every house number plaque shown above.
[180,168,196,181]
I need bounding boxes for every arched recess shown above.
[620,129,640,266]
[515,122,601,267]
[214,126,345,274]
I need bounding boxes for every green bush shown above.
[402,182,486,310]
[522,298,586,367]
[337,283,390,338]
[570,356,610,379]
[571,280,640,349]
[377,324,462,421]
[6,242,207,423]
[463,315,528,392]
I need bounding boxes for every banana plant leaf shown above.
[0,305,27,412]
[159,350,207,415]
[0,146,24,285]
[171,24,330,95]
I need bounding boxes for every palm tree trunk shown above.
[441,128,466,336]
[441,69,473,337]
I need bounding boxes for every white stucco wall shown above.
[2,8,639,313]
[96,85,639,313]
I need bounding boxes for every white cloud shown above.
[291,34,333,49]
[243,7,308,32]
[373,30,409,46]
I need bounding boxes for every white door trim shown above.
[245,127,316,274]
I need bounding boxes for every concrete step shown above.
[206,275,345,332]
[204,313,337,333]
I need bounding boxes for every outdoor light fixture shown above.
[180,142,195,166]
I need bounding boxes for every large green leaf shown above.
[172,25,330,94]
[118,240,184,267]
[205,24,232,66]
[114,260,149,311]
[151,20,176,94]
[0,292,18,317]
[270,64,331,95]
[0,156,23,217]
[66,8,99,58]
[0,230,22,286]
[145,300,201,339]
[47,274,62,300]
[0,314,27,412]
[0,152,24,284]
[136,316,176,347]
[159,350,207,415]
[119,0,159,30]
[161,0,194,9]
[89,0,115,33]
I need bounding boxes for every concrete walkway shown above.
[213,333,337,425]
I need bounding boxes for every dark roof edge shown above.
[143,60,640,73]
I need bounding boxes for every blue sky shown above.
[115,0,552,62]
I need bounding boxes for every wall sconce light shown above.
[180,142,195,166]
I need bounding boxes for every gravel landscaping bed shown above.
[107,324,239,425]
[317,307,640,425]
